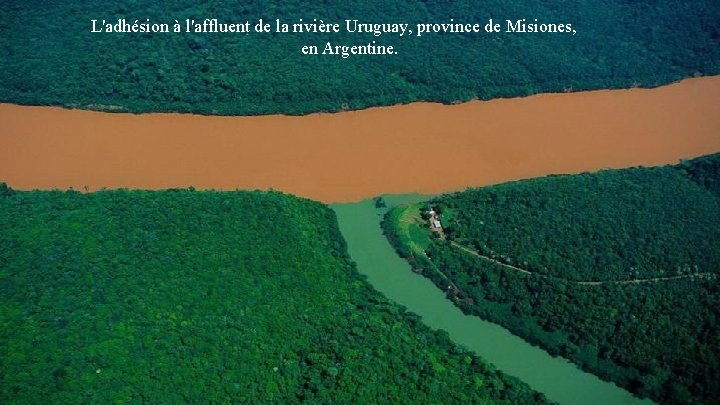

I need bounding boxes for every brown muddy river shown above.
[1,77,719,202]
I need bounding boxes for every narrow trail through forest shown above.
[447,240,713,285]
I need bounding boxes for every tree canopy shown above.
[384,153,720,404]
[0,187,544,403]
[1,0,718,115]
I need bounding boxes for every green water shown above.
[332,195,650,405]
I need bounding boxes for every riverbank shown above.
[332,195,650,405]
[2,76,719,202]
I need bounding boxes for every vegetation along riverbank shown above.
[0,185,546,403]
[383,154,720,404]
[2,0,718,115]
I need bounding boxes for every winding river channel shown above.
[332,195,652,405]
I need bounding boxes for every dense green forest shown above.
[383,154,720,404]
[1,0,719,115]
[0,185,545,403]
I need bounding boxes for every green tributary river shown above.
[332,195,651,405]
